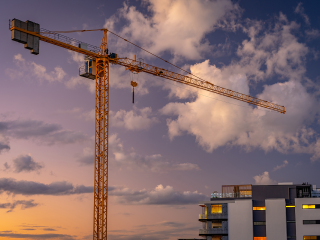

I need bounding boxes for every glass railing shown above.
[211,192,252,199]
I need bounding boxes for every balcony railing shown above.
[199,213,227,220]
[199,228,228,235]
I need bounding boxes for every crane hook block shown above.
[131,81,138,87]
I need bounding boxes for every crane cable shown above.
[45,28,207,83]
[46,28,277,112]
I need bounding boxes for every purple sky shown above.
[1,0,320,239]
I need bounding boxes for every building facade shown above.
[198,183,320,240]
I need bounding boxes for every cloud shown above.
[7,54,66,83]
[160,14,320,161]
[108,224,199,240]
[78,134,199,172]
[294,2,310,25]
[0,199,39,213]
[64,76,95,94]
[104,0,240,61]
[0,232,76,240]
[110,107,158,130]
[3,162,10,171]
[273,160,288,171]
[0,178,93,196]
[109,184,207,205]
[11,154,44,173]
[305,29,320,40]
[111,134,199,172]
[77,147,94,166]
[0,134,10,153]
[253,171,277,185]
[0,119,89,145]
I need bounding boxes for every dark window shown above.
[303,220,320,224]
[254,222,266,225]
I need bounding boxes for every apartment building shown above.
[198,183,320,240]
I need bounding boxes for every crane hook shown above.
[131,81,138,103]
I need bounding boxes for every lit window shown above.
[303,205,315,209]
[254,237,267,240]
[253,206,266,210]
[304,236,318,240]
[286,205,295,208]
[211,205,222,214]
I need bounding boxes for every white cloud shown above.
[273,160,288,171]
[64,76,95,93]
[7,54,66,83]
[160,14,320,161]
[253,171,277,185]
[68,50,84,66]
[104,0,240,61]
[31,63,65,82]
[110,107,158,130]
[109,184,207,205]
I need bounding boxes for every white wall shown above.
[228,199,253,240]
[296,198,320,240]
[265,199,287,240]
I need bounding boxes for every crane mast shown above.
[94,30,109,240]
[9,19,286,240]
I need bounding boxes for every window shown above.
[303,220,320,224]
[253,206,266,210]
[212,222,222,228]
[211,205,222,214]
[286,205,295,208]
[303,205,315,209]
[254,221,266,225]
[302,204,320,209]
[254,237,266,240]
[304,236,319,240]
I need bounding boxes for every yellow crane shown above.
[9,19,285,240]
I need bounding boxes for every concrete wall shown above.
[296,198,320,240]
[228,199,253,240]
[265,199,287,240]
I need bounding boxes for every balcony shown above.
[199,228,228,235]
[199,213,228,220]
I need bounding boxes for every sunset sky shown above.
[1,0,320,239]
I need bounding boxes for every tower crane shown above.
[9,19,286,240]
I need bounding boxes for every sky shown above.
[1,0,320,239]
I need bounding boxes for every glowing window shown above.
[253,206,266,210]
[254,237,266,240]
[303,205,316,209]
[304,236,317,240]
[286,205,295,208]
[211,205,222,214]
